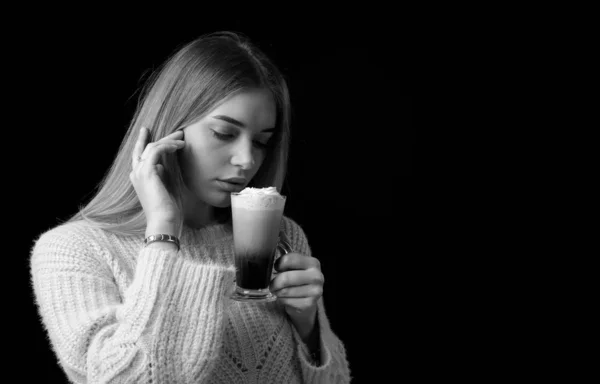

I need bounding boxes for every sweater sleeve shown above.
[29,226,235,384]
[282,217,352,384]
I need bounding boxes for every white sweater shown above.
[30,216,350,383]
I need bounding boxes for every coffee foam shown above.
[238,187,280,196]
[233,187,285,210]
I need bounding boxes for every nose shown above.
[230,138,256,170]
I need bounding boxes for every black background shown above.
[12,21,412,383]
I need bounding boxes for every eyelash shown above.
[211,130,270,149]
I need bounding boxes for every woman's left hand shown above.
[270,252,324,325]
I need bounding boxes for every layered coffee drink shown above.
[230,187,286,301]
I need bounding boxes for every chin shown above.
[205,190,232,208]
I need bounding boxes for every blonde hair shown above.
[66,31,291,237]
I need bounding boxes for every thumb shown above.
[156,164,165,178]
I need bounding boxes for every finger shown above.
[154,129,184,144]
[276,297,316,313]
[132,127,149,165]
[141,142,184,165]
[140,131,185,162]
[270,270,324,292]
[274,253,320,272]
[155,163,164,178]
[135,129,184,161]
[272,284,322,298]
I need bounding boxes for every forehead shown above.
[209,88,276,130]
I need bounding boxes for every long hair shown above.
[65,31,291,237]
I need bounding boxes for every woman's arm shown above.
[30,226,234,383]
[282,217,352,383]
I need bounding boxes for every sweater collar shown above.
[180,221,233,246]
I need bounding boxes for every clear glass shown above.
[229,191,291,302]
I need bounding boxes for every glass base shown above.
[230,286,277,303]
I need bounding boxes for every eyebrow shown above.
[212,115,276,133]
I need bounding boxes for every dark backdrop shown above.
[14,23,412,383]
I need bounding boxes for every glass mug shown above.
[230,192,293,302]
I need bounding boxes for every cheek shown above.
[183,139,226,177]
[253,151,267,170]
[245,152,266,180]
[180,141,204,175]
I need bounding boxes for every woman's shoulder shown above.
[281,215,311,255]
[30,219,123,282]
[281,215,304,235]
[31,219,109,258]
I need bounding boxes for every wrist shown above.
[291,311,321,365]
[290,308,318,341]
[145,221,180,239]
[145,220,181,252]
[145,241,179,252]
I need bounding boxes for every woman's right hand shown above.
[130,127,186,228]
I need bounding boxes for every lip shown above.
[220,177,247,184]
[216,180,245,192]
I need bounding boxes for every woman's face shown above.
[179,88,277,209]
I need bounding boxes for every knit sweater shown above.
[29,216,351,383]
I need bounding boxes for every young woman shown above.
[29,31,350,383]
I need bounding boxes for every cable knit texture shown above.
[30,215,351,383]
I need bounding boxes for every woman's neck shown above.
[181,187,232,229]
[184,207,218,229]
[181,192,218,228]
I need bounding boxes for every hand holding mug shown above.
[270,253,324,323]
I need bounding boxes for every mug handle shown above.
[277,230,293,256]
[272,230,293,277]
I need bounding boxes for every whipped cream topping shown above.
[238,187,281,196]
[233,187,285,210]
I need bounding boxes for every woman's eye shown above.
[211,130,270,150]
[253,140,270,149]
[211,130,234,140]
